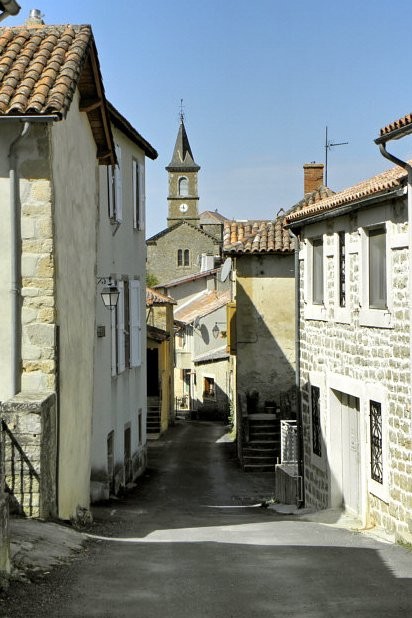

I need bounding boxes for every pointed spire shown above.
[166,105,200,172]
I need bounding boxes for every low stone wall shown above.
[1,392,57,519]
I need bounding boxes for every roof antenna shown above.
[325,126,348,186]
[179,98,185,124]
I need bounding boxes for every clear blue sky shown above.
[6,1,412,236]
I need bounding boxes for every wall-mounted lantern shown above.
[212,322,227,339]
[98,277,119,310]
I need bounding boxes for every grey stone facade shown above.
[297,197,412,542]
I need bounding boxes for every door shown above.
[340,393,360,515]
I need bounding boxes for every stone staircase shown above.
[242,414,280,472]
[146,396,161,439]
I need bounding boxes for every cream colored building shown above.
[0,20,156,521]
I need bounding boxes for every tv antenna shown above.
[325,126,348,186]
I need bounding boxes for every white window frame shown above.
[364,384,389,504]
[304,233,327,321]
[308,371,327,470]
[333,230,351,324]
[132,158,145,230]
[359,219,392,328]
[129,279,142,367]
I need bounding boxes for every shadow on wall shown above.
[193,381,231,423]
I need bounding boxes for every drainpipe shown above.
[8,122,31,395]
[376,142,412,425]
[289,228,305,507]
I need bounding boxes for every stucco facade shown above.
[90,118,154,502]
[235,254,296,411]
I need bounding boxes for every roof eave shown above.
[375,125,412,145]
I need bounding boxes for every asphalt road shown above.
[4,419,412,617]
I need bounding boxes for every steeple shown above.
[166,107,200,227]
[166,117,200,173]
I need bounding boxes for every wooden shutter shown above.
[130,279,141,367]
[132,160,139,229]
[117,280,125,373]
[111,297,117,376]
[114,144,123,222]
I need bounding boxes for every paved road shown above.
[4,420,412,617]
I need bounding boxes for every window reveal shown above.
[311,385,321,457]
[370,400,383,484]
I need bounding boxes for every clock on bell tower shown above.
[166,110,200,228]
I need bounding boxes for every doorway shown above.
[330,390,361,517]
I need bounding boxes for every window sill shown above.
[368,478,389,504]
[334,307,351,324]
[304,303,328,321]
[359,308,392,329]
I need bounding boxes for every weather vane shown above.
[325,126,348,186]
[180,98,185,123]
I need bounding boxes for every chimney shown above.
[26,8,44,26]
[303,163,324,195]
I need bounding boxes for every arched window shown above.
[179,176,189,197]
[184,249,190,266]
[177,249,183,266]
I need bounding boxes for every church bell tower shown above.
[166,109,200,227]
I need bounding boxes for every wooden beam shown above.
[79,98,102,113]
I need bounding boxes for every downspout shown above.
[376,143,412,427]
[8,121,31,395]
[289,228,305,507]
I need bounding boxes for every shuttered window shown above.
[130,279,141,367]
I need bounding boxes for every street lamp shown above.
[98,277,119,309]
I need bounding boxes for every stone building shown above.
[286,162,412,543]
[146,116,226,284]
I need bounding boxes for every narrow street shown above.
[4,419,412,617]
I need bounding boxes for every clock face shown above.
[179,203,188,213]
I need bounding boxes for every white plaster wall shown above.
[51,91,99,520]
[91,125,147,498]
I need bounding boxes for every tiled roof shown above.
[154,268,217,290]
[146,287,176,306]
[147,324,169,342]
[286,164,408,224]
[194,346,229,364]
[377,112,412,142]
[200,210,228,224]
[174,290,230,324]
[223,218,293,254]
[108,101,157,160]
[0,24,114,163]
[146,220,221,244]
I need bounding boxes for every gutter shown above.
[6,116,57,395]
[289,229,304,507]
[375,138,412,439]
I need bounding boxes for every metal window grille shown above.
[311,385,321,457]
[339,231,346,307]
[370,400,383,484]
[281,420,298,463]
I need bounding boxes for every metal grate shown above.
[370,400,383,484]
[311,385,321,457]
[281,420,298,463]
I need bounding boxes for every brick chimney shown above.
[303,163,324,195]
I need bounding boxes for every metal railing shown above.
[1,419,40,517]
[280,419,298,464]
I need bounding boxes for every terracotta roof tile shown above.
[286,164,408,224]
[174,290,230,324]
[146,287,176,306]
[378,112,412,141]
[223,218,293,255]
[0,25,91,117]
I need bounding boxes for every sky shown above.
[5,1,412,237]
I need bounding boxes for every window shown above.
[177,249,190,267]
[368,228,386,309]
[370,400,383,484]
[312,238,324,305]
[311,385,321,457]
[133,159,145,230]
[107,144,123,222]
[179,176,189,197]
[338,232,346,308]
[204,376,215,399]
[111,278,141,375]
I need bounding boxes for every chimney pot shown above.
[303,163,324,195]
[26,8,44,25]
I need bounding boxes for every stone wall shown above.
[1,393,57,519]
[299,204,412,541]
[20,178,56,393]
